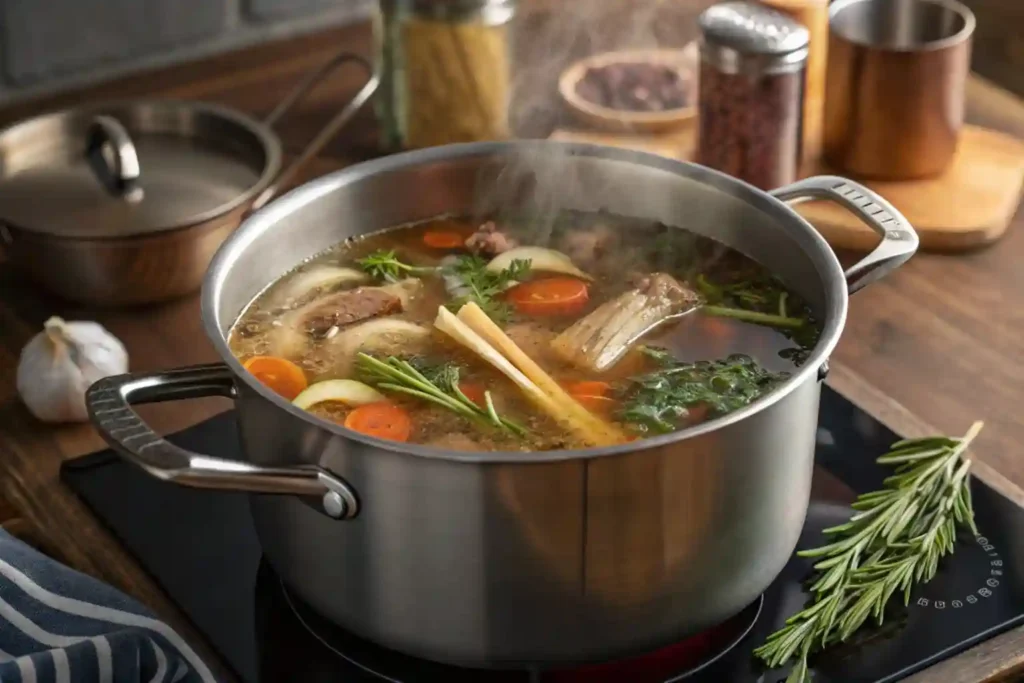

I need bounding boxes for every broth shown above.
[229,213,819,452]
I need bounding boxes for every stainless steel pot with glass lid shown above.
[85,142,918,667]
[0,52,378,306]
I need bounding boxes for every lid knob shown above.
[85,116,144,203]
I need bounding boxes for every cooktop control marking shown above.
[915,534,1002,610]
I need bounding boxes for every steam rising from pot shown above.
[469,0,722,268]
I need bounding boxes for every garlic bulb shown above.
[16,317,128,423]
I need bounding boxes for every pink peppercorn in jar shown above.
[697,2,810,190]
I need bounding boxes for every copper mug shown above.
[824,0,975,180]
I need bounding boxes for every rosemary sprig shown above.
[357,249,439,283]
[754,422,983,683]
[355,353,528,438]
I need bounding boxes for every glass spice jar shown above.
[376,0,516,151]
[696,2,809,190]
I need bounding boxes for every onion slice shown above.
[277,266,368,303]
[330,319,431,376]
[486,247,592,281]
[293,379,386,410]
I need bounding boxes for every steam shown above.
[472,1,714,237]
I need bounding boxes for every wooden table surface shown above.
[2,18,1024,683]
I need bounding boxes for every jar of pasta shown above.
[377,0,516,150]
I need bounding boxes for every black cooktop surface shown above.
[61,385,1024,682]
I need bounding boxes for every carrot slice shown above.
[571,394,616,415]
[243,356,308,400]
[561,380,612,398]
[344,402,412,442]
[423,230,466,249]
[562,381,615,415]
[458,381,487,407]
[506,277,589,317]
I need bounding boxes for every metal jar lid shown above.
[384,0,516,24]
[0,101,280,241]
[698,1,810,74]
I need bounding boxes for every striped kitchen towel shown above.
[0,528,218,683]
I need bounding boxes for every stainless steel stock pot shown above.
[86,142,918,667]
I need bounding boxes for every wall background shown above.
[0,0,1020,107]
[0,0,374,104]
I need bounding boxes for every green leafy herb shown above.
[701,305,807,329]
[697,273,807,326]
[617,351,790,434]
[444,255,531,323]
[357,249,438,283]
[356,353,528,437]
[696,273,820,357]
[754,422,983,683]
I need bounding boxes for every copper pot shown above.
[0,53,378,307]
[823,0,975,180]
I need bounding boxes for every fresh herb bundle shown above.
[755,422,983,683]
[356,353,528,438]
[443,254,530,323]
[616,349,790,434]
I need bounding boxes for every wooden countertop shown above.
[1,18,1024,683]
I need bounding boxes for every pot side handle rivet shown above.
[818,359,830,382]
[322,491,348,519]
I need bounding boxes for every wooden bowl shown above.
[559,46,699,134]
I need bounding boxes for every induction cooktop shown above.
[61,385,1024,682]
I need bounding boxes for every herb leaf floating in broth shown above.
[443,255,531,323]
[698,274,810,329]
[357,249,439,283]
[617,350,790,434]
[356,353,529,437]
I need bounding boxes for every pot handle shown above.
[250,52,380,211]
[85,364,358,520]
[85,116,144,203]
[771,176,920,294]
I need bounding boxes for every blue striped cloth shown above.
[0,528,218,683]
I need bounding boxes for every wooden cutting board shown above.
[549,124,1024,252]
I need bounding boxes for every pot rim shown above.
[0,99,284,240]
[202,141,848,464]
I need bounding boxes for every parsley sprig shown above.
[356,249,439,283]
[616,349,790,434]
[356,249,530,324]
[443,254,530,323]
[696,273,810,330]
